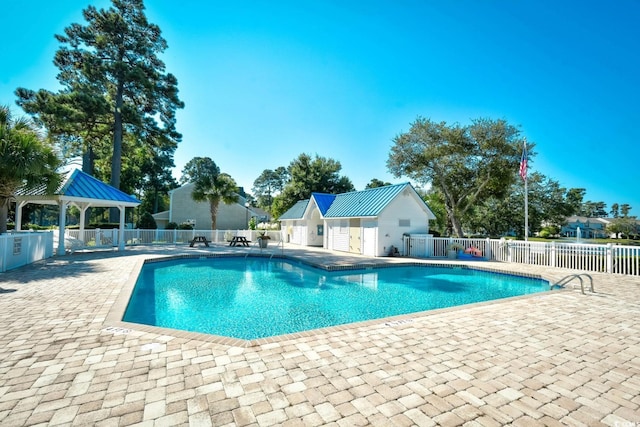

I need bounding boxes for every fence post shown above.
[485,238,491,260]
[606,243,613,274]
[550,241,556,268]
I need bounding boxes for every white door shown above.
[362,221,376,256]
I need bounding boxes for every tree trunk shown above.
[0,198,8,234]
[109,79,124,223]
[444,201,464,237]
[209,198,220,230]
[450,214,464,238]
[82,145,95,225]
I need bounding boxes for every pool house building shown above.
[278,182,436,257]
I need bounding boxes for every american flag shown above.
[519,143,527,181]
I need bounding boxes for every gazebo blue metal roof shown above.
[15,168,140,206]
[60,169,141,204]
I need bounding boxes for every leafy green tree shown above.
[136,211,157,229]
[272,153,354,218]
[16,0,183,222]
[16,86,111,175]
[365,178,392,189]
[0,106,61,234]
[539,225,560,239]
[607,217,638,239]
[252,167,289,212]
[466,172,582,238]
[620,204,632,217]
[580,201,607,218]
[565,188,586,215]
[181,157,239,229]
[610,203,620,218]
[387,117,525,237]
[527,173,580,231]
[419,189,447,236]
[465,192,520,237]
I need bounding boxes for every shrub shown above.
[166,222,178,229]
[136,212,157,229]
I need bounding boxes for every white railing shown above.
[64,228,283,248]
[4,229,637,277]
[403,235,640,276]
[0,231,54,272]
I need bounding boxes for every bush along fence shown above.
[403,234,640,276]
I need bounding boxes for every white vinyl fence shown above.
[64,228,283,248]
[403,235,640,276]
[3,229,639,277]
[0,232,54,272]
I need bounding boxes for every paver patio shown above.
[0,245,639,426]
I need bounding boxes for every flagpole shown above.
[522,139,528,241]
[524,169,528,241]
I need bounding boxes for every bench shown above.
[228,236,250,247]
[189,236,210,247]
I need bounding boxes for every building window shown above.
[399,219,410,227]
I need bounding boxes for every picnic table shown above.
[229,236,250,247]
[189,236,210,247]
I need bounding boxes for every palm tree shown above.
[0,106,61,234]
[181,157,239,229]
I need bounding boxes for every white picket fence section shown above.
[64,228,283,248]
[403,235,640,276]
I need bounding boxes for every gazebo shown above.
[14,169,141,255]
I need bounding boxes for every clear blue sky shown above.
[2,1,639,215]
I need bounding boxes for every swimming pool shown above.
[123,256,552,340]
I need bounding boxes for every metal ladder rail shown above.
[554,273,595,295]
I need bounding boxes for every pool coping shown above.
[105,253,565,348]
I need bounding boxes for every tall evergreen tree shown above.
[16,0,183,220]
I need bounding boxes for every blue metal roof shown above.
[278,182,434,221]
[60,169,141,204]
[324,183,410,218]
[278,199,309,220]
[311,193,336,215]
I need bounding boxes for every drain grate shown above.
[384,319,414,327]
[103,326,132,335]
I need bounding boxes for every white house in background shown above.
[152,182,269,230]
[560,216,611,238]
[278,182,436,257]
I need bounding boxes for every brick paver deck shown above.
[1,245,639,426]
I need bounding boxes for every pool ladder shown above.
[245,239,285,259]
[554,274,594,295]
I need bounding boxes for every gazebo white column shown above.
[79,204,89,243]
[15,201,28,232]
[118,205,126,251]
[57,200,68,255]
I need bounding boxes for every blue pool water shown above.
[123,257,551,340]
